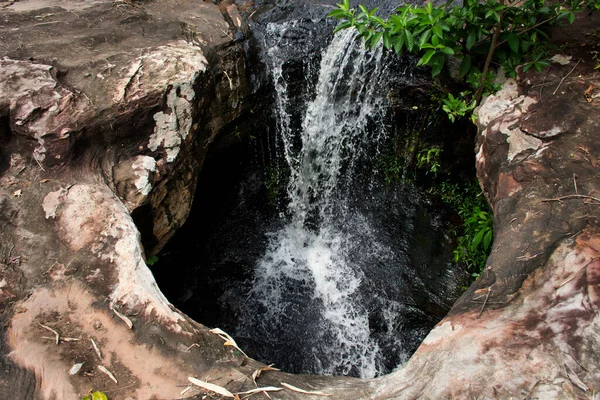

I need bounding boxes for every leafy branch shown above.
[330,0,600,119]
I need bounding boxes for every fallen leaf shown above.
[188,377,234,398]
[12,189,22,197]
[238,387,283,395]
[111,306,133,329]
[281,382,332,396]
[98,365,118,384]
[251,364,280,384]
[209,328,247,357]
[91,338,102,360]
[68,362,84,375]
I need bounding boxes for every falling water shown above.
[238,28,398,378]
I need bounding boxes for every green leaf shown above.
[333,20,352,33]
[419,29,432,48]
[483,229,493,251]
[466,29,476,50]
[507,33,520,53]
[92,392,108,400]
[458,55,472,78]
[432,24,443,38]
[383,32,392,49]
[441,46,455,55]
[370,31,383,48]
[393,32,406,54]
[430,53,445,77]
[405,29,415,51]
[417,49,436,66]
[568,12,575,23]
[328,9,347,18]
[471,228,485,251]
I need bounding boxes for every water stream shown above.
[238,29,393,377]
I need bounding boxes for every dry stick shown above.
[497,14,559,49]
[539,66,551,102]
[475,0,505,104]
[553,59,581,95]
[554,257,599,289]
[541,194,600,204]
[525,380,542,400]
[34,156,46,172]
[574,173,578,194]
[38,323,60,345]
[477,287,492,318]
[223,70,234,91]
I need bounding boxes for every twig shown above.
[573,173,578,194]
[38,323,60,345]
[0,0,16,8]
[475,0,505,104]
[185,343,201,352]
[541,194,600,204]
[31,21,62,27]
[516,252,544,261]
[101,383,138,394]
[583,172,600,182]
[477,287,491,318]
[525,380,541,400]
[223,70,234,90]
[33,155,46,171]
[554,258,598,289]
[553,60,581,95]
[539,66,551,102]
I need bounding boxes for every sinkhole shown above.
[143,20,475,379]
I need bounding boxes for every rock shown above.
[1,0,600,398]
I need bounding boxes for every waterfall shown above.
[240,28,395,378]
[156,12,466,380]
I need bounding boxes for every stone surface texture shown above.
[1,0,600,399]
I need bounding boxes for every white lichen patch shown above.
[113,43,208,164]
[42,187,70,219]
[131,155,157,196]
[505,123,543,161]
[147,81,196,162]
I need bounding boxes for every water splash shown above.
[243,29,393,378]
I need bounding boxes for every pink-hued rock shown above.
[1,0,600,398]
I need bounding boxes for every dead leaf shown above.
[69,362,84,375]
[281,382,332,397]
[91,338,102,360]
[40,179,50,183]
[251,365,280,384]
[239,387,283,395]
[209,328,247,357]
[98,365,118,384]
[188,377,234,398]
[12,189,22,197]
[38,322,59,344]
[111,306,133,329]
